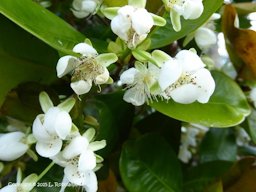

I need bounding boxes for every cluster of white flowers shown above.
[120,49,215,106]
[56,41,117,95]
[178,124,208,163]
[31,92,106,192]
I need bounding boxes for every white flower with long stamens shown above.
[52,128,106,192]
[56,41,117,95]
[163,0,204,31]
[32,92,75,158]
[120,61,161,106]
[158,49,215,104]
[0,132,29,161]
[71,0,101,18]
[102,0,166,49]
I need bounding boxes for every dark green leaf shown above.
[150,71,251,128]
[149,0,223,49]
[120,134,182,192]
[0,15,58,107]
[199,128,237,163]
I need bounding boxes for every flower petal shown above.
[169,84,202,104]
[120,67,138,85]
[158,59,182,90]
[56,56,78,78]
[64,164,87,186]
[62,136,89,159]
[194,27,217,50]
[95,53,118,68]
[71,80,92,95]
[95,68,109,84]
[152,50,172,67]
[111,14,131,41]
[32,114,51,141]
[73,43,97,56]
[123,86,146,106]
[35,139,62,158]
[0,185,17,192]
[175,50,205,72]
[131,8,154,35]
[43,107,60,135]
[72,10,91,19]
[0,132,28,161]
[182,0,204,20]
[83,171,98,192]
[78,149,96,171]
[54,111,72,140]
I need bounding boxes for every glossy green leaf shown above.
[0,0,85,55]
[149,0,223,49]
[150,71,251,127]
[120,134,182,192]
[199,128,237,163]
[184,161,231,192]
[0,15,58,107]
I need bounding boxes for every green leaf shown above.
[85,92,134,156]
[149,0,223,49]
[0,15,58,107]
[199,128,237,163]
[0,0,85,55]
[120,134,182,192]
[150,71,251,127]
[184,161,232,192]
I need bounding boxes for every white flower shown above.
[32,107,72,158]
[56,42,117,95]
[194,13,220,51]
[158,49,215,104]
[0,169,37,192]
[102,0,166,49]
[163,0,204,31]
[52,128,106,192]
[120,62,161,106]
[71,0,101,18]
[178,124,208,163]
[0,132,29,161]
[250,87,256,108]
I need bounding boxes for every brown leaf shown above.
[98,169,118,192]
[222,157,256,192]
[222,5,256,80]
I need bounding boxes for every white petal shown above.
[51,152,68,167]
[120,68,138,85]
[0,133,28,161]
[158,60,182,90]
[64,164,87,186]
[43,107,60,135]
[194,27,217,50]
[35,139,62,158]
[170,83,202,104]
[182,0,204,20]
[83,171,98,192]
[118,5,135,16]
[131,8,153,35]
[63,136,89,159]
[72,10,91,18]
[73,43,97,56]
[71,80,92,95]
[175,50,205,72]
[95,68,109,84]
[60,175,70,192]
[193,68,215,103]
[54,111,72,140]
[56,56,78,78]
[0,185,17,192]
[32,115,51,141]
[78,150,96,171]
[80,1,97,12]
[123,86,146,106]
[72,0,83,10]
[111,14,131,41]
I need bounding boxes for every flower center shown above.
[71,56,104,83]
[167,72,197,91]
